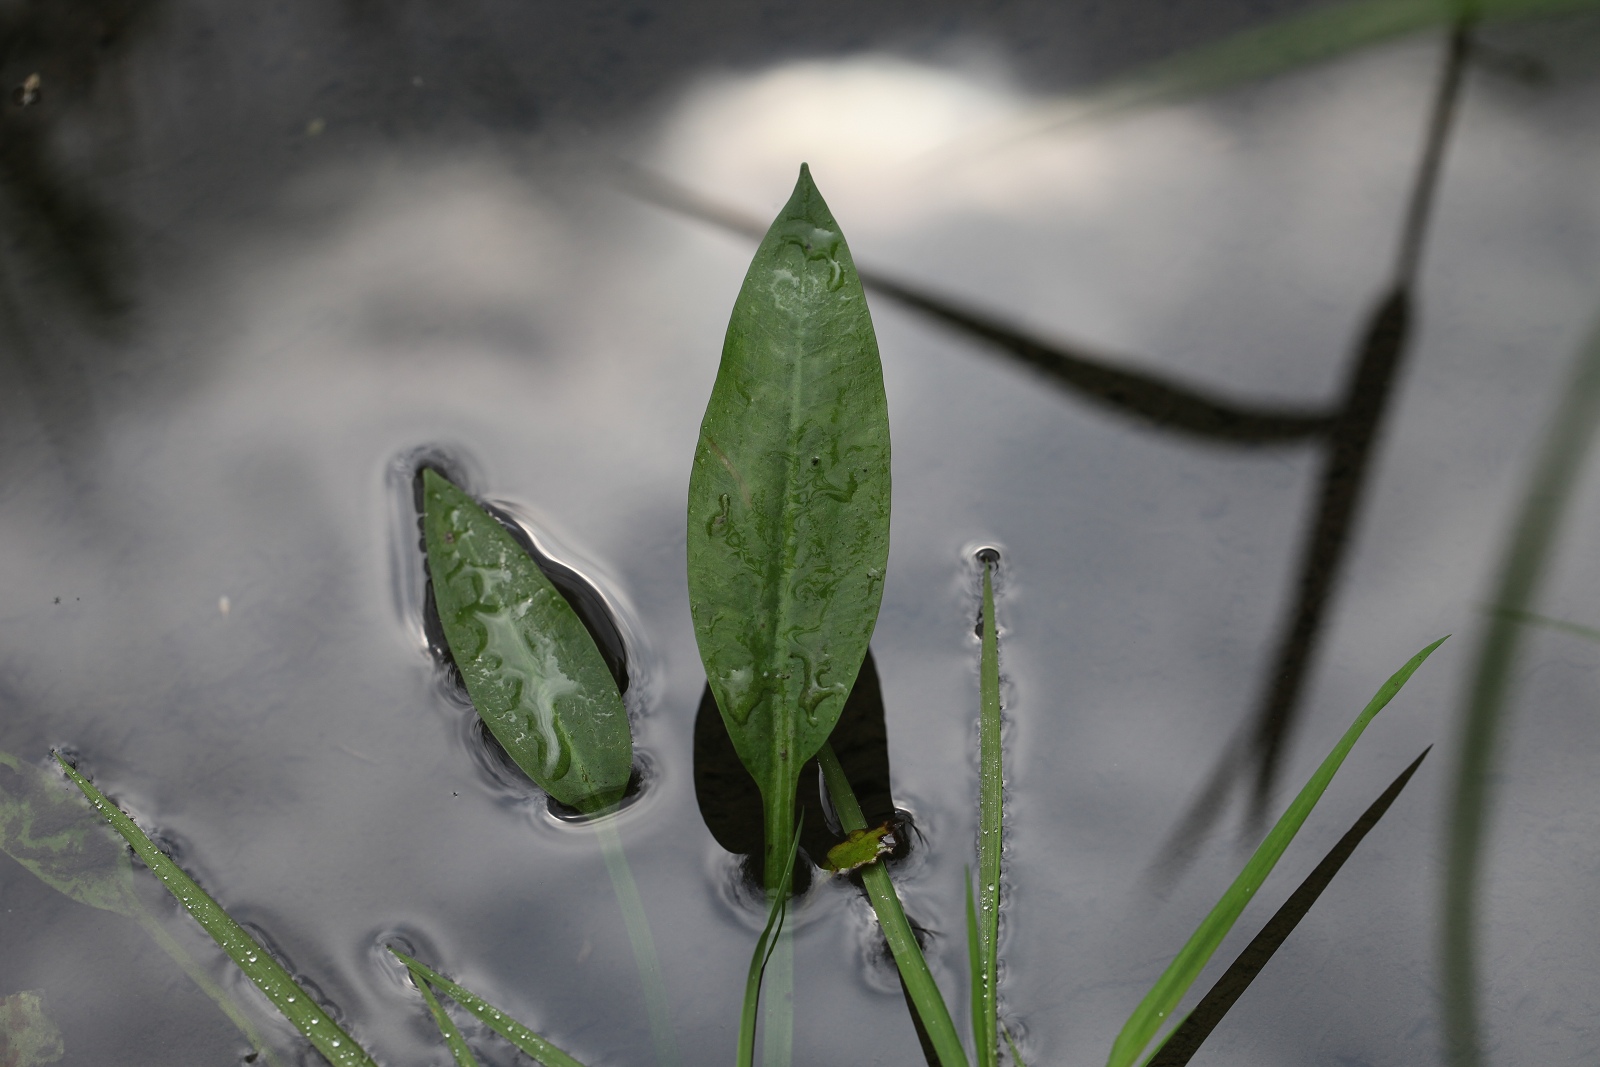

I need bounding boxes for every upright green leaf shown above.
[1106,637,1446,1067]
[422,469,633,812]
[56,756,378,1067]
[687,164,891,891]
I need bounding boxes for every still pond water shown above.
[3,3,1600,1065]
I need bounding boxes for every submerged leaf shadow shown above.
[694,649,901,895]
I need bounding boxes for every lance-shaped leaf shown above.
[687,164,891,890]
[423,469,633,812]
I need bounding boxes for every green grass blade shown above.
[966,871,986,1067]
[1145,747,1432,1066]
[55,755,377,1067]
[975,556,1003,1067]
[592,819,681,1067]
[1445,309,1600,1067]
[422,469,633,812]
[391,949,591,1067]
[738,820,801,1067]
[686,164,892,893]
[1106,637,1446,1067]
[818,743,970,1067]
[414,973,483,1067]
[1001,1021,1027,1067]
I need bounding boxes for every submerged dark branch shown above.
[617,163,1335,445]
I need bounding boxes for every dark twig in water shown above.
[615,162,1335,445]
[1155,18,1474,876]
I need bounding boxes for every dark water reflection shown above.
[4,3,1600,1066]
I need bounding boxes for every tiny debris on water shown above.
[824,822,895,873]
[12,73,40,107]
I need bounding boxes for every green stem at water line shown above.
[818,743,970,1067]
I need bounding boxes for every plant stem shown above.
[975,559,1004,1067]
[818,743,970,1067]
[758,774,797,1067]
[760,925,794,1067]
[592,818,681,1067]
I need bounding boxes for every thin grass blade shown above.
[819,743,969,1067]
[414,975,483,1067]
[1145,746,1433,1066]
[975,555,1003,1067]
[1002,1023,1027,1067]
[56,755,377,1067]
[392,949,590,1067]
[1106,636,1445,1067]
[738,820,801,1067]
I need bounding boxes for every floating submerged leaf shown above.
[823,822,894,874]
[0,750,140,917]
[687,164,891,891]
[0,990,64,1066]
[422,469,633,812]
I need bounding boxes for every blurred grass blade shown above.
[1146,747,1433,1066]
[687,164,892,894]
[1486,605,1600,645]
[1445,308,1600,1067]
[818,743,970,1067]
[738,819,801,1067]
[975,554,1003,1067]
[56,755,377,1067]
[924,0,1600,163]
[392,949,590,1067]
[1106,636,1445,1067]
[422,469,633,812]
[414,975,483,1067]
